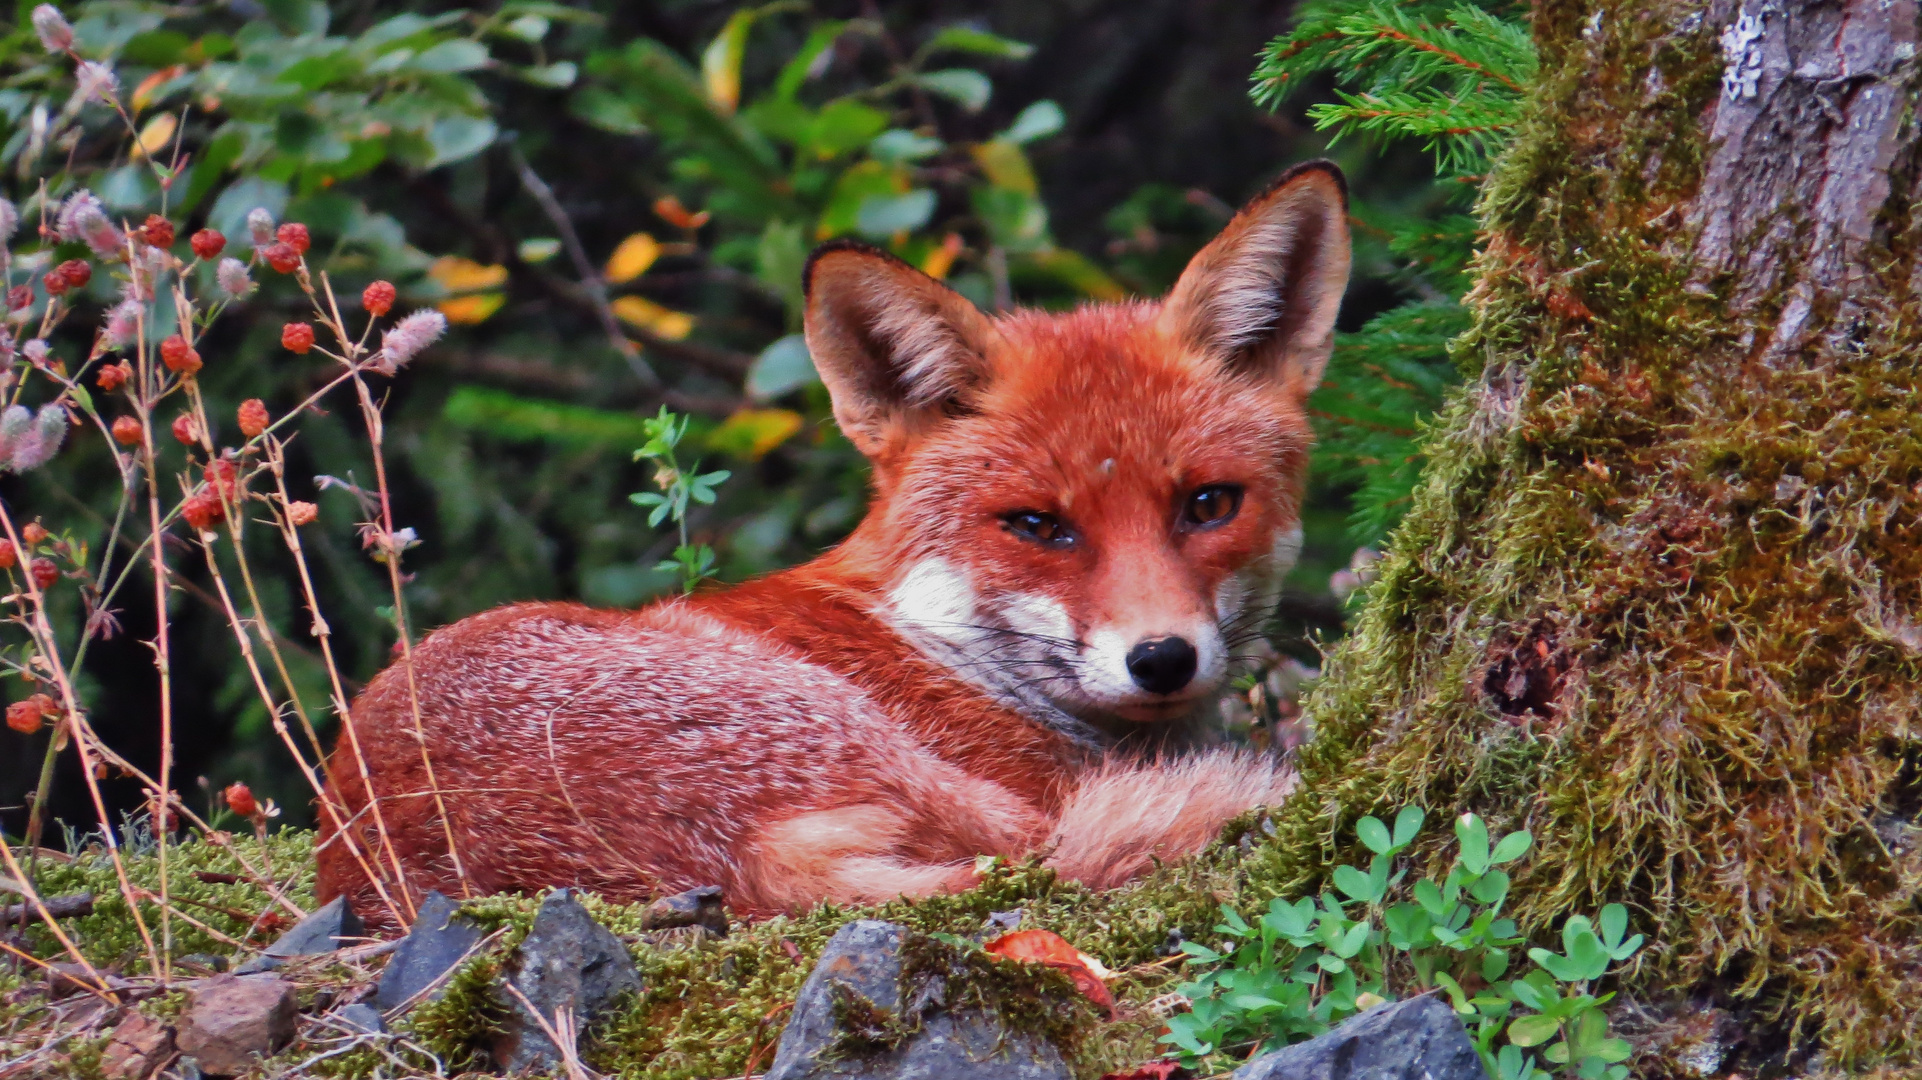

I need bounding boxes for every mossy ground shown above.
[5,829,1263,1079]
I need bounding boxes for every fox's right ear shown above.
[802,241,1002,457]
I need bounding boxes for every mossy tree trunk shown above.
[1263,0,1922,1067]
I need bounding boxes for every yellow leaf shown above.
[131,66,183,113]
[604,233,661,284]
[921,233,963,280]
[611,295,694,340]
[970,139,1037,196]
[707,408,803,461]
[428,256,509,293]
[701,8,756,114]
[130,113,178,160]
[437,294,505,325]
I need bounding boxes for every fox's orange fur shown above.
[315,162,1352,930]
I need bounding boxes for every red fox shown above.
[314,162,1351,929]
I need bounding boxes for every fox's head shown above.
[804,162,1350,742]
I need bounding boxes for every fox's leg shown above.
[1043,750,1296,890]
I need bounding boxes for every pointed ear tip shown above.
[1259,159,1350,212]
[802,239,916,300]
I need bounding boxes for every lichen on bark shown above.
[1256,0,1922,1068]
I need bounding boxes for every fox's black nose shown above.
[1126,636,1197,695]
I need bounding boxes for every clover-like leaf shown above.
[1356,815,1392,855]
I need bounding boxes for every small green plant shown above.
[1164,808,1638,1080]
[631,407,731,592]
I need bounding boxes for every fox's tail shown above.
[1044,749,1296,889]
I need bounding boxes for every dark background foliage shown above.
[1,0,1437,838]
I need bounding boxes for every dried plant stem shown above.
[350,369,469,897]
[264,441,416,922]
[194,528,409,930]
[0,501,162,979]
[134,328,178,983]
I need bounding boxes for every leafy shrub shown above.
[1164,808,1638,1080]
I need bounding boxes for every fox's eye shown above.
[1004,510,1074,547]
[1183,485,1243,529]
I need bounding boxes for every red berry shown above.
[362,280,396,317]
[141,215,175,249]
[160,335,202,375]
[286,501,318,526]
[275,223,310,254]
[6,285,30,311]
[237,399,270,439]
[223,782,259,818]
[263,243,300,274]
[171,413,198,445]
[21,523,47,545]
[204,458,238,501]
[43,268,70,297]
[181,491,224,531]
[111,415,143,445]
[6,695,54,735]
[55,260,90,290]
[0,540,14,569]
[281,323,315,354]
[190,229,226,259]
[29,558,58,591]
[97,362,131,392]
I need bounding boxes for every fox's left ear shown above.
[1157,161,1351,400]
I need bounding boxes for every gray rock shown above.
[237,896,365,973]
[766,920,1073,1080]
[331,1003,386,1036]
[374,891,484,1014]
[640,884,729,937]
[176,973,298,1077]
[493,888,643,1072]
[1233,995,1484,1080]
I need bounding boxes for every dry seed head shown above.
[286,500,318,526]
[171,412,198,445]
[216,257,255,298]
[263,243,300,274]
[111,415,142,445]
[31,5,72,52]
[54,259,90,291]
[97,361,131,391]
[6,694,54,735]
[140,215,175,249]
[181,491,223,531]
[6,286,29,311]
[223,781,259,818]
[28,557,57,591]
[21,523,47,545]
[160,334,201,374]
[0,540,15,569]
[275,222,310,254]
[246,207,276,247]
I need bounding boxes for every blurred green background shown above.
[0,0,1456,837]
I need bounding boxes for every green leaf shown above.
[523,61,578,88]
[1355,815,1392,855]
[774,22,848,100]
[912,69,992,111]
[505,14,550,41]
[1001,100,1064,143]
[855,190,936,239]
[870,129,944,164]
[1507,1014,1561,1047]
[1490,830,1533,865]
[1392,805,1425,847]
[570,87,648,135]
[426,116,497,167]
[1332,864,1376,903]
[411,38,491,73]
[1468,868,1510,905]
[1456,813,1490,875]
[747,335,817,400]
[923,26,1034,60]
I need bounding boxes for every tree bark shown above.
[1265,0,1922,1070]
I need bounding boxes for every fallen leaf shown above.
[1099,1061,1190,1080]
[984,929,1116,1018]
[429,256,510,293]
